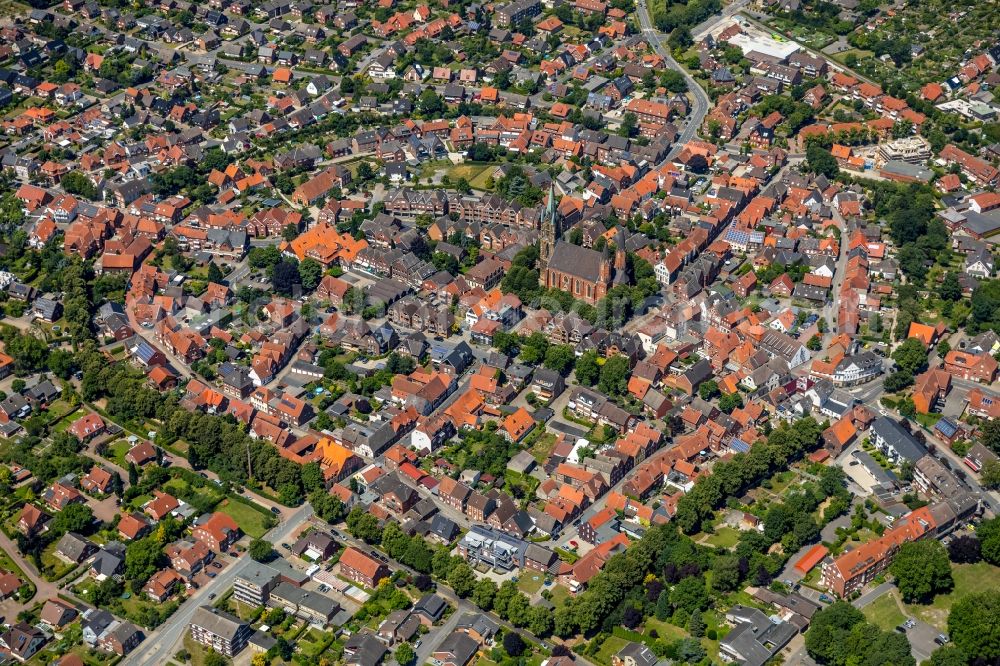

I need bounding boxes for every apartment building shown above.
[189,606,253,657]
[234,562,280,607]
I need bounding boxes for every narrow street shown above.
[0,528,62,614]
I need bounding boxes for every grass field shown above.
[182,634,220,666]
[0,546,33,600]
[704,527,741,549]
[445,164,489,182]
[863,591,906,631]
[548,584,572,609]
[914,412,943,429]
[644,617,689,642]
[594,636,630,666]
[905,562,1000,629]
[468,164,499,191]
[0,0,28,17]
[40,542,77,582]
[517,572,546,596]
[831,48,874,65]
[104,439,131,467]
[217,498,274,538]
[529,432,559,463]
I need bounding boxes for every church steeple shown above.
[539,182,560,274]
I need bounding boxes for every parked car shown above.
[207,572,216,579]
[208,593,216,600]
[271,507,281,514]
[282,543,291,550]
[212,562,222,569]
[935,635,950,645]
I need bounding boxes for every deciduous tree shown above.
[890,540,953,603]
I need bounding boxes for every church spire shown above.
[539,182,560,276]
[545,181,559,234]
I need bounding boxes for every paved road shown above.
[853,583,937,662]
[852,581,894,609]
[122,503,314,666]
[635,0,711,159]
[0,529,61,603]
[414,599,463,665]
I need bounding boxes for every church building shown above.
[538,184,626,305]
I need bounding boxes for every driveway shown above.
[415,608,462,665]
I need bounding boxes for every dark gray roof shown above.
[547,242,606,283]
[414,593,446,620]
[871,416,927,462]
[190,606,249,641]
[437,630,479,665]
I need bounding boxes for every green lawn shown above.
[862,592,906,631]
[548,584,572,609]
[51,414,77,434]
[705,527,741,549]
[831,48,874,65]
[468,165,500,191]
[44,400,78,423]
[163,475,224,509]
[914,412,943,429]
[0,546,33,600]
[217,498,275,538]
[529,432,558,463]
[594,636,630,666]
[182,634,225,666]
[643,617,689,642]
[905,562,1000,629]
[298,628,336,657]
[517,572,546,596]
[40,542,77,582]
[104,439,131,467]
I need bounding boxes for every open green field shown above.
[0,0,28,17]
[468,164,500,191]
[0,546,33,600]
[594,636,631,666]
[862,592,906,631]
[104,439,131,467]
[830,48,874,65]
[704,526,741,549]
[644,617,690,642]
[905,562,1000,630]
[517,571,546,596]
[914,412,943,429]
[217,498,274,538]
[40,542,77,582]
[530,432,559,463]
[548,584,572,609]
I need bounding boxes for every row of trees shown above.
[75,348,317,505]
[673,417,826,533]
